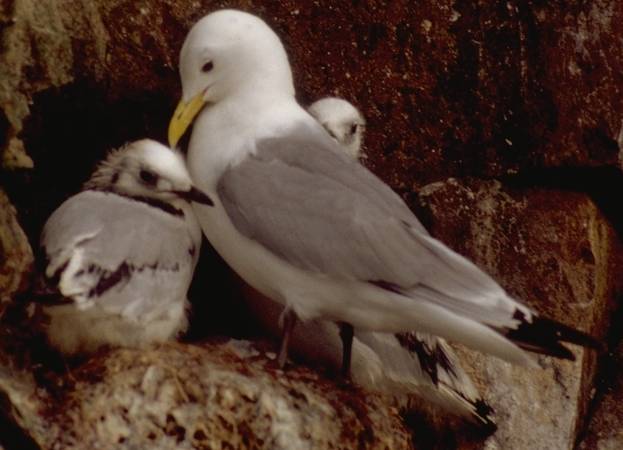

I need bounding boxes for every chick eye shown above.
[201,61,214,73]
[139,169,158,186]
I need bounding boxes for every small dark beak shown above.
[176,187,214,206]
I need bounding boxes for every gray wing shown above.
[218,123,520,325]
[41,190,200,310]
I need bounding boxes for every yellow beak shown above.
[168,92,207,148]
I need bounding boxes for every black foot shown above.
[338,322,354,378]
[277,308,297,369]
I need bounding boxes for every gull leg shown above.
[277,308,297,369]
[338,322,354,378]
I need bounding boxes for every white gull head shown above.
[178,9,294,106]
[170,9,309,188]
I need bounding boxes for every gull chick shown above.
[169,10,599,374]
[40,139,213,355]
[308,97,366,160]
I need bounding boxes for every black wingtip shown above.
[538,316,603,350]
[473,399,497,435]
[505,311,603,360]
[514,339,577,361]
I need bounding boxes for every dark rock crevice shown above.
[500,165,623,237]
[0,398,42,450]
[574,292,623,449]
[3,80,175,246]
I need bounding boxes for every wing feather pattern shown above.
[41,190,199,315]
[217,123,600,358]
[218,124,522,329]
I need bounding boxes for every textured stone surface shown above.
[31,341,411,450]
[0,188,33,306]
[278,0,623,184]
[0,363,52,449]
[417,178,622,449]
[456,349,585,450]
[417,178,619,330]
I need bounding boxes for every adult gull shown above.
[168,9,599,373]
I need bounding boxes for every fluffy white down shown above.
[45,299,189,355]
[308,97,366,160]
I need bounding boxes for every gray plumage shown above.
[218,124,516,328]
[215,121,597,363]
[40,139,211,354]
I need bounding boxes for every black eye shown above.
[201,61,214,73]
[349,124,358,135]
[139,169,158,186]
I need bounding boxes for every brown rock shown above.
[2,1,623,180]
[34,341,411,450]
[0,188,33,306]
[0,363,52,449]
[417,178,622,448]
[280,1,623,184]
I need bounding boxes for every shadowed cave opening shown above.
[501,166,623,237]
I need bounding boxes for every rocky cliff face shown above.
[1,1,622,449]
